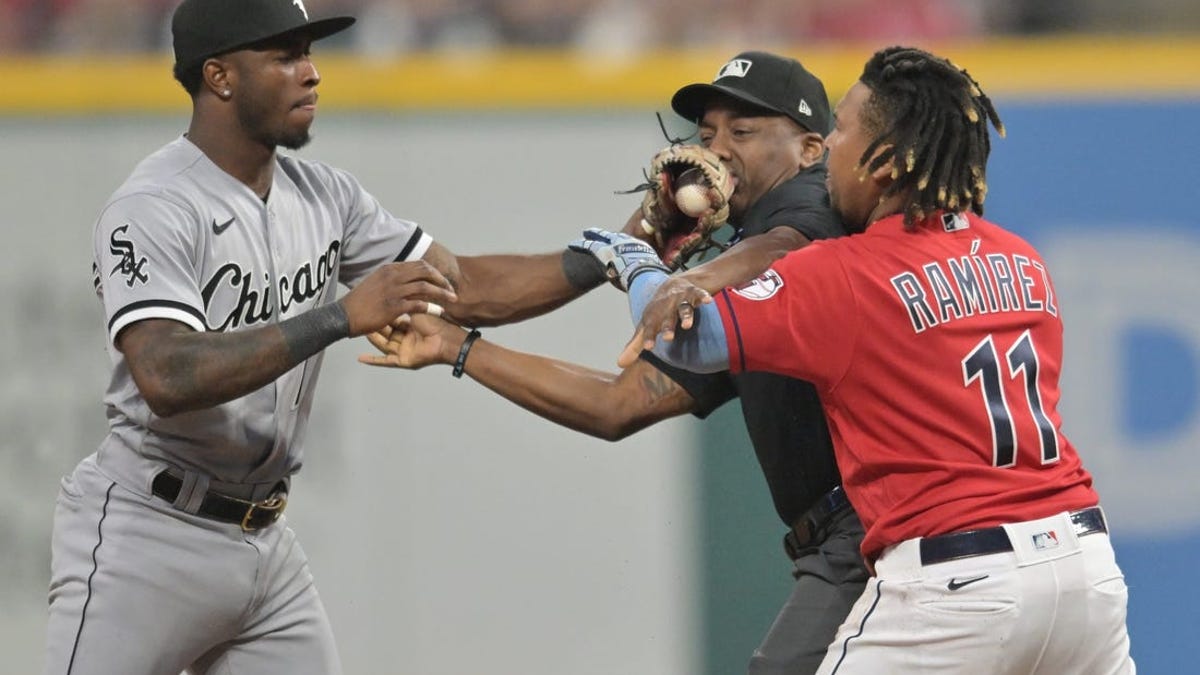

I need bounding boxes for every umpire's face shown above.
[698,101,824,221]
[223,33,321,151]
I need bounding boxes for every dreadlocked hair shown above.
[857,46,1004,228]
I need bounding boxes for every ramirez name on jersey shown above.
[889,241,1059,334]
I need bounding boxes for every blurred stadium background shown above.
[2,1,1198,673]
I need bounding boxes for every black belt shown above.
[919,506,1107,566]
[152,471,288,531]
[784,486,853,560]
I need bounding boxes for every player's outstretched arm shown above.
[419,241,607,328]
[359,313,695,441]
[406,143,735,327]
[638,226,810,342]
[677,226,808,292]
[620,268,730,372]
[121,261,456,418]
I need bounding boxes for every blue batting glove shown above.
[568,228,670,292]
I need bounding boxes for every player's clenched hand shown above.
[617,277,712,369]
[358,313,462,369]
[340,261,457,337]
[637,276,713,343]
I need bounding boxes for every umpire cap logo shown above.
[732,269,783,300]
[716,59,752,80]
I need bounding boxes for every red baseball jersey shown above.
[717,211,1098,561]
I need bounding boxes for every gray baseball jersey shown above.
[46,137,431,674]
[92,136,430,490]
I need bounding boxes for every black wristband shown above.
[561,248,607,291]
[280,301,350,365]
[452,329,482,378]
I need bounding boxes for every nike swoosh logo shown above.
[212,217,235,235]
[947,574,990,591]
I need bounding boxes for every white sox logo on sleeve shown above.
[109,225,149,287]
[732,269,784,300]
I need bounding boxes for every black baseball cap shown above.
[671,51,831,135]
[172,0,356,69]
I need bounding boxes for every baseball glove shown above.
[628,144,733,269]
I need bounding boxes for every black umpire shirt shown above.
[641,164,846,526]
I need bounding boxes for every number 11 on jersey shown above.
[963,330,1061,468]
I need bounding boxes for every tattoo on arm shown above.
[123,303,350,416]
[638,367,693,412]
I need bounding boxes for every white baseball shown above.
[674,184,709,217]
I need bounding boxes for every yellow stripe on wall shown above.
[2,37,1197,115]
